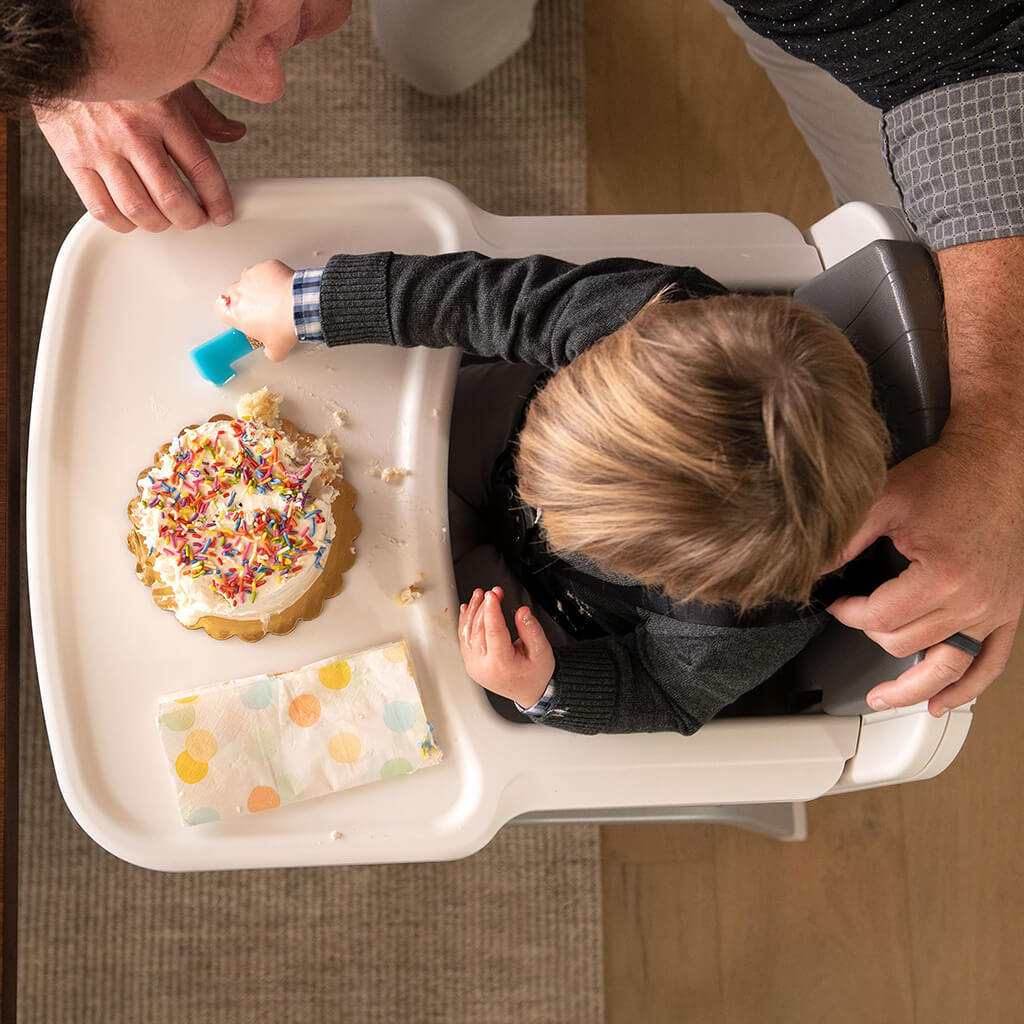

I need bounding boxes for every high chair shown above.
[27,179,970,869]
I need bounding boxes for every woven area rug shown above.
[17,3,602,1022]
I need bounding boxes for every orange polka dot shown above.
[185,729,218,761]
[247,786,281,813]
[328,732,362,764]
[175,751,208,785]
[174,695,199,704]
[382,643,407,664]
[288,693,321,727]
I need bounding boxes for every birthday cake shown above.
[127,389,360,641]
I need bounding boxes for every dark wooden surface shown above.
[1,115,20,1022]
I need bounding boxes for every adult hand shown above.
[458,587,555,707]
[215,259,297,361]
[829,236,1024,717]
[34,83,245,233]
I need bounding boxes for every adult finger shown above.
[102,155,172,233]
[865,641,976,711]
[926,621,1016,716]
[69,167,137,234]
[164,123,234,228]
[177,85,243,226]
[849,606,979,661]
[180,83,247,143]
[133,143,209,230]
[828,560,951,637]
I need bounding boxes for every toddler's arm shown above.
[525,609,828,735]
[216,252,727,369]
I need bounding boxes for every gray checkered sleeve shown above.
[882,74,1024,251]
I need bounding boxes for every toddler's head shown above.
[515,293,891,611]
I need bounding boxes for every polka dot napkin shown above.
[156,641,443,826]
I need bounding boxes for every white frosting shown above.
[134,417,339,626]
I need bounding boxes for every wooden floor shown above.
[586,4,1024,1022]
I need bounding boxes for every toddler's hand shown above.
[458,587,555,709]
[215,259,297,361]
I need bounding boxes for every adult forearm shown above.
[937,237,1024,447]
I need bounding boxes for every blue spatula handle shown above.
[189,328,257,386]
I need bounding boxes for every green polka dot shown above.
[276,777,302,805]
[381,758,413,779]
[185,808,221,826]
[161,706,196,732]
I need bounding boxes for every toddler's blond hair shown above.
[515,293,891,611]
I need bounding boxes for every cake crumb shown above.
[395,583,423,606]
[380,466,411,485]
[330,830,344,841]
[237,387,282,425]
[367,461,411,485]
[306,434,343,464]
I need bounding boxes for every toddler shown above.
[216,251,890,734]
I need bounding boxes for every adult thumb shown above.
[180,82,247,142]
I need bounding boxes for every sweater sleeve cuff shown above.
[883,74,1024,250]
[538,644,620,734]
[319,252,394,347]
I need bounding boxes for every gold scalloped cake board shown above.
[127,415,361,642]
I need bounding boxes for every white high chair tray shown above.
[29,177,862,871]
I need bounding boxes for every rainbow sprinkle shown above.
[141,419,334,608]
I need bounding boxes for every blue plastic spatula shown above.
[190,328,262,385]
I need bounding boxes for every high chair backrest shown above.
[784,238,948,716]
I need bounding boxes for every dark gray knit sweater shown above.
[318,251,828,735]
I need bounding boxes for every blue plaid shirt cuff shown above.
[515,678,557,719]
[292,267,325,344]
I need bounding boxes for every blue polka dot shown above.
[383,700,416,732]
[240,677,274,710]
[185,808,221,826]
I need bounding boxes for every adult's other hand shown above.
[829,236,1024,718]
[34,82,245,233]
